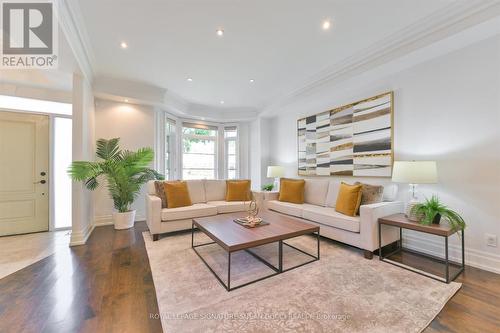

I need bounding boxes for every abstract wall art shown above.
[298,92,393,177]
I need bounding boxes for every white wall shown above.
[93,99,156,224]
[249,117,271,190]
[70,74,95,246]
[262,33,500,273]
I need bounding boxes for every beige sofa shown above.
[267,179,403,258]
[146,180,251,241]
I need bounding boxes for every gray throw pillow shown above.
[154,181,168,208]
[355,182,384,205]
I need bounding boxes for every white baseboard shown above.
[94,215,114,226]
[403,232,500,275]
[93,214,146,227]
[69,223,95,246]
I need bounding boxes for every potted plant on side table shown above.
[68,138,163,230]
[410,195,466,232]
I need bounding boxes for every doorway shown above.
[0,111,49,236]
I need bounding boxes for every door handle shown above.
[34,180,46,184]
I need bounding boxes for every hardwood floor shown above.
[0,222,162,333]
[0,222,498,333]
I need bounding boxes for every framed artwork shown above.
[297,91,393,177]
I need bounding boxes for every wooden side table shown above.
[378,213,465,283]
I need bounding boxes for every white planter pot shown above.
[113,210,136,230]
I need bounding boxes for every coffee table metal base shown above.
[191,222,320,291]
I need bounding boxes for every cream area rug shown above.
[143,231,461,333]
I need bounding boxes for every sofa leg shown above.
[152,234,159,241]
[364,250,373,260]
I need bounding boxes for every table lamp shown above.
[267,166,285,191]
[392,161,438,219]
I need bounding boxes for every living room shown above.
[0,0,499,332]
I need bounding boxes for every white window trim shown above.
[181,120,219,179]
[224,124,240,179]
[156,110,241,180]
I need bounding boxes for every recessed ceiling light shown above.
[124,99,129,103]
[216,28,224,36]
[322,20,331,30]
[120,41,128,49]
[187,78,193,82]
[220,100,225,104]
[249,79,255,83]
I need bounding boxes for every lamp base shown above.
[405,199,421,221]
[273,178,280,191]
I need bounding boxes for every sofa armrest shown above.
[146,194,162,235]
[359,201,404,252]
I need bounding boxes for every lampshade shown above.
[392,161,438,184]
[267,166,285,178]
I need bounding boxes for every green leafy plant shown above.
[68,138,163,213]
[410,195,466,232]
[262,183,274,191]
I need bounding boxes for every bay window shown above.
[161,114,241,180]
[182,123,218,179]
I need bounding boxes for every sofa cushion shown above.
[335,182,363,217]
[161,203,217,221]
[355,182,384,205]
[154,181,168,208]
[207,201,250,214]
[304,179,329,206]
[325,181,341,208]
[279,178,305,204]
[186,180,206,203]
[164,181,192,208]
[267,200,303,218]
[302,204,360,233]
[205,180,226,201]
[226,180,251,201]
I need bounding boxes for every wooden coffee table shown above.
[192,211,320,291]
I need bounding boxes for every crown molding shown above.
[93,75,259,122]
[260,0,500,116]
[58,0,96,83]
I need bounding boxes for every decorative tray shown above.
[233,217,269,228]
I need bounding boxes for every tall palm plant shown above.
[68,138,163,212]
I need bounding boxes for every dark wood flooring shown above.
[0,222,499,333]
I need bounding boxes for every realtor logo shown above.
[1,0,58,68]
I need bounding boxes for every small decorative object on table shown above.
[233,199,269,228]
[261,183,274,191]
[410,195,466,230]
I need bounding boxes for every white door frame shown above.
[0,108,72,232]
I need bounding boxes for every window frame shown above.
[181,122,219,180]
[224,125,239,179]
[157,111,241,181]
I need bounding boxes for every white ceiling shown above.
[78,0,456,111]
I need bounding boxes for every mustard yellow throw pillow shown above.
[279,178,305,204]
[226,180,251,201]
[164,181,192,208]
[335,182,363,217]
